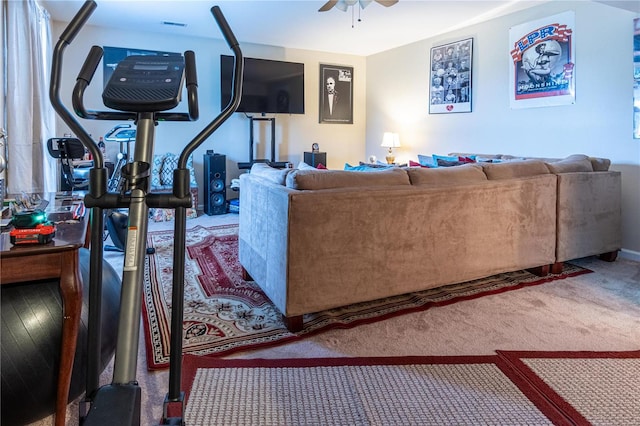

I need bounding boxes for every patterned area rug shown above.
[142,225,592,369]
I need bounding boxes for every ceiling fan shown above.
[318,0,399,13]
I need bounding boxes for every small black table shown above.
[304,151,327,168]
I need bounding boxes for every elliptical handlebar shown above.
[176,5,243,169]
[59,0,97,44]
[50,0,104,168]
[184,50,199,121]
[211,6,240,51]
[73,46,139,122]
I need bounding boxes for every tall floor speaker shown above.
[203,152,226,215]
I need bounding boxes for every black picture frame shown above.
[319,64,353,124]
[429,38,473,114]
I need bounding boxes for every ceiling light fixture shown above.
[319,0,398,27]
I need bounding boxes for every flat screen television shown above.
[220,55,305,114]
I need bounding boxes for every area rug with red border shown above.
[496,349,640,425]
[142,224,592,369]
[174,350,639,425]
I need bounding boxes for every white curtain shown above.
[4,0,56,194]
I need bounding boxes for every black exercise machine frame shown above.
[49,1,243,424]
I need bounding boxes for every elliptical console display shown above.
[102,55,185,112]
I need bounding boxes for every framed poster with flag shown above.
[509,11,575,109]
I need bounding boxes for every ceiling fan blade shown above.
[374,0,399,7]
[318,0,338,12]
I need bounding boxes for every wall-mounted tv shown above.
[220,55,305,115]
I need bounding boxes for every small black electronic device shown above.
[102,54,185,112]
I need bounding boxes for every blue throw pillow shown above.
[344,163,393,172]
[417,154,437,168]
[433,154,460,164]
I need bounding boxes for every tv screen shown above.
[221,55,305,114]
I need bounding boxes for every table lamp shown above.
[381,132,400,164]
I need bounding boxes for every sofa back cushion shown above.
[407,163,487,186]
[286,167,410,190]
[545,154,594,174]
[250,163,292,186]
[481,160,550,180]
[589,157,611,171]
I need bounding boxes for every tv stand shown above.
[238,116,289,169]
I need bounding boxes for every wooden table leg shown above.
[55,250,83,426]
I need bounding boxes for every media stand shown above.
[238,116,289,169]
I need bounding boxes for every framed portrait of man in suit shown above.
[319,64,353,124]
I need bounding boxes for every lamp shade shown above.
[381,132,400,148]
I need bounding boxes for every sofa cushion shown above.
[250,163,292,186]
[297,161,316,170]
[407,163,487,186]
[286,167,410,190]
[481,160,550,180]
[545,155,594,174]
[589,157,611,171]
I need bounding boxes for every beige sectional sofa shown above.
[238,154,621,332]
[451,153,622,272]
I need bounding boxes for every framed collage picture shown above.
[319,64,353,124]
[429,38,473,114]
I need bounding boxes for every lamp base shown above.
[385,155,395,164]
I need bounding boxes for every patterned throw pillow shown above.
[186,155,198,187]
[161,153,178,186]
[151,154,165,188]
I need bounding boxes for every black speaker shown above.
[204,152,227,215]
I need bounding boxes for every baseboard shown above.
[619,248,640,262]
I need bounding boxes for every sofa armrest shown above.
[238,173,297,314]
[555,171,621,262]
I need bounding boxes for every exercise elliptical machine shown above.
[49,1,243,424]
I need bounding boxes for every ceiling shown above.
[40,1,639,56]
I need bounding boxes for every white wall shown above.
[366,1,640,257]
[50,21,366,205]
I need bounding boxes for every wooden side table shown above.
[1,202,87,426]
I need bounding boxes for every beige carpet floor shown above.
[32,213,640,425]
